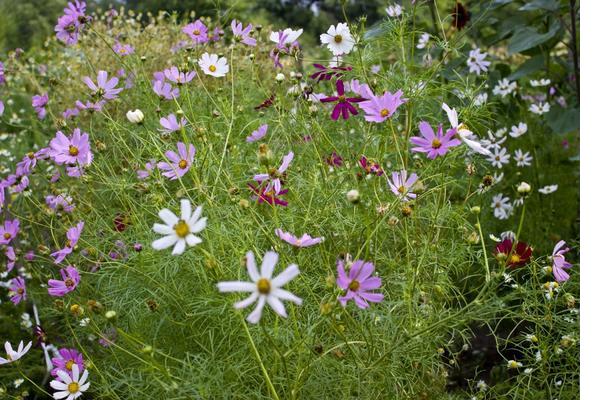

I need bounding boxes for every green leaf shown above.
[544,107,580,134]
[519,0,560,11]
[507,55,545,80]
[507,21,561,54]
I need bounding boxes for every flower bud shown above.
[517,181,531,194]
[275,73,285,82]
[105,310,117,320]
[126,109,144,124]
[346,189,360,204]
[470,206,481,214]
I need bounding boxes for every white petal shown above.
[79,382,90,392]
[272,288,303,305]
[260,251,278,279]
[234,292,259,309]
[152,223,174,235]
[56,369,72,384]
[152,234,178,250]
[172,239,186,255]
[158,208,179,226]
[266,295,287,318]
[53,391,69,399]
[190,217,207,233]
[180,199,191,221]
[80,369,89,385]
[246,251,260,281]
[217,281,256,292]
[71,364,80,382]
[189,205,203,226]
[185,234,202,246]
[50,380,68,390]
[271,264,300,288]
[246,296,266,324]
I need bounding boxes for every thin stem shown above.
[241,317,280,400]
[476,214,491,282]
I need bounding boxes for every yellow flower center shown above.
[397,186,406,194]
[209,65,216,72]
[334,34,343,43]
[27,152,35,159]
[3,233,11,240]
[66,360,75,370]
[431,138,442,149]
[174,220,190,238]
[65,278,75,288]
[68,382,80,394]
[257,278,271,294]
[348,280,360,291]
[17,288,24,295]
[193,29,200,35]
[380,108,389,117]
[178,160,188,169]
[509,254,521,264]
[68,145,79,156]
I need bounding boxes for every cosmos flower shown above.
[466,48,490,75]
[51,221,84,264]
[358,89,407,123]
[491,193,512,220]
[75,99,104,113]
[310,63,352,82]
[157,142,195,180]
[32,93,49,119]
[5,246,16,272]
[324,151,343,168]
[51,348,85,378]
[0,340,32,364]
[538,185,558,194]
[217,250,302,323]
[163,66,196,85]
[451,2,470,30]
[320,23,355,56]
[254,151,293,194]
[136,160,156,180]
[416,32,430,49]
[275,229,324,247]
[359,155,384,176]
[182,20,209,44]
[387,170,418,201]
[55,14,83,45]
[246,124,268,142]
[529,102,550,115]
[153,79,180,100]
[410,121,461,159]
[385,4,402,17]
[82,71,123,100]
[552,240,573,282]
[113,42,134,56]
[8,277,26,305]
[48,266,81,297]
[337,259,384,308]
[248,182,288,207]
[50,364,90,400]
[441,103,490,155]
[494,239,532,268]
[493,78,517,97]
[151,199,207,255]
[231,20,256,46]
[487,146,511,168]
[509,122,528,138]
[269,28,303,45]
[320,80,364,120]
[514,149,533,167]
[159,114,187,134]
[198,53,229,77]
[0,219,20,245]
[46,194,75,213]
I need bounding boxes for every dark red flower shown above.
[451,2,470,30]
[113,213,130,232]
[325,151,343,167]
[248,183,288,207]
[320,80,364,121]
[255,94,276,110]
[359,155,384,176]
[310,64,352,82]
[494,239,532,268]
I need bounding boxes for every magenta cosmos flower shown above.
[48,129,93,167]
[410,121,461,159]
[51,221,84,264]
[113,42,134,56]
[387,170,418,201]
[275,229,324,248]
[9,277,26,305]
[182,20,209,44]
[51,348,85,378]
[163,66,196,85]
[359,155,383,176]
[254,151,294,194]
[248,183,288,207]
[337,259,384,308]
[83,70,123,100]
[552,240,573,282]
[320,80,364,120]
[158,142,195,180]
[310,63,352,82]
[48,266,80,297]
[0,219,20,245]
[358,89,407,123]
[231,20,256,46]
[159,114,187,134]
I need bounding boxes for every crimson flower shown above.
[320,80,364,120]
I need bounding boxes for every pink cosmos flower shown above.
[324,151,343,168]
[32,93,49,119]
[163,66,196,85]
[159,114,187,134]
[82,70,123,100]
[137,160,156,180]
[153,79,180,100]
[552,240,573,283]
[248,183,288,207]
[320,80,365,120]
[0,100,4,115]
[387,170,418,201]
[358,89,407,123]
[182,20,209,44]
[337,259,384,308]
[75,99,105,112]
[0,219,20,245]
[231,20,256,46]
[410,121,461,159]
[254,151,294,194]
[275,229,324,247]
[45,194,75,213]
[51,348,85,378]
[51,221,84,264]
[246,124,268,143]
[113,42,134,56]
[359,155,384,176]
[9,277,26,305]
[48,266,80,297]
[157,142,195,180]
[5,246,16,272]
[48,129,93,167]
[55,14,83,45]
[16,150,45,176]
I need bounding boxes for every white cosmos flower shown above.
[152,199,207,255]
[539,184,558,194]
[217,250,302,324]
[487,146,510,168]
[473,92,488,106]
[320,23,355,56]
[514,149,532,167]
[50,364,90,400]
[509,122,527,138]
[530,79,551,87]
[529,102,550,115]
[491,193,512,220]
[441,103,491,155]
[198,53,229,77]
[269,28,303,45]
[385,4,402,17]
[416,32,430,49]
[492,78,517,97]
[0,340,32,364]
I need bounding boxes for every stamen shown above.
[257,278,271,294]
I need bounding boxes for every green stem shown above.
[241,316,280,400]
